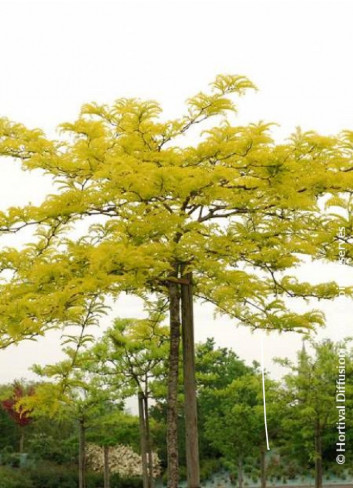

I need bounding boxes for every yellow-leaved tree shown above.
[0,74,353,486]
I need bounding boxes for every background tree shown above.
[195,339,252,470]
[1,382,34,453]
[276,338,353,488]
[87,308,169,488]
[23,347,119,488]
[204,371,283,487]
[0,391,20,454]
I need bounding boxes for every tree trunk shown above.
[260,446,266,488]
[314,421,323,488]
[19,426,25,453]
[167,279,181,488]
[238,457,243,488]
[104,446,110,488]
[138,391,149,488]
[144,395,154,487]
[181,269,200,488]
[78,418,86,488]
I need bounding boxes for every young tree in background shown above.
[1,382,34,453]
[0,75,353,486]
[23,348,119,488]
[204,371,283,487]
[87,309,169,488]
[195,339,253,469]
[276,339,353,488]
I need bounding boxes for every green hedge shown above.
[0,466,32,488]
[27,463,143,488]
[0,463,143,488]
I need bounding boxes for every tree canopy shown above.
[0,74,352,347]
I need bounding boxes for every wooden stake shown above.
[181,270,200,488]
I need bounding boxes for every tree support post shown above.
[181,269,200,488]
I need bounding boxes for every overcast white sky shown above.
[0,0,352,389]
